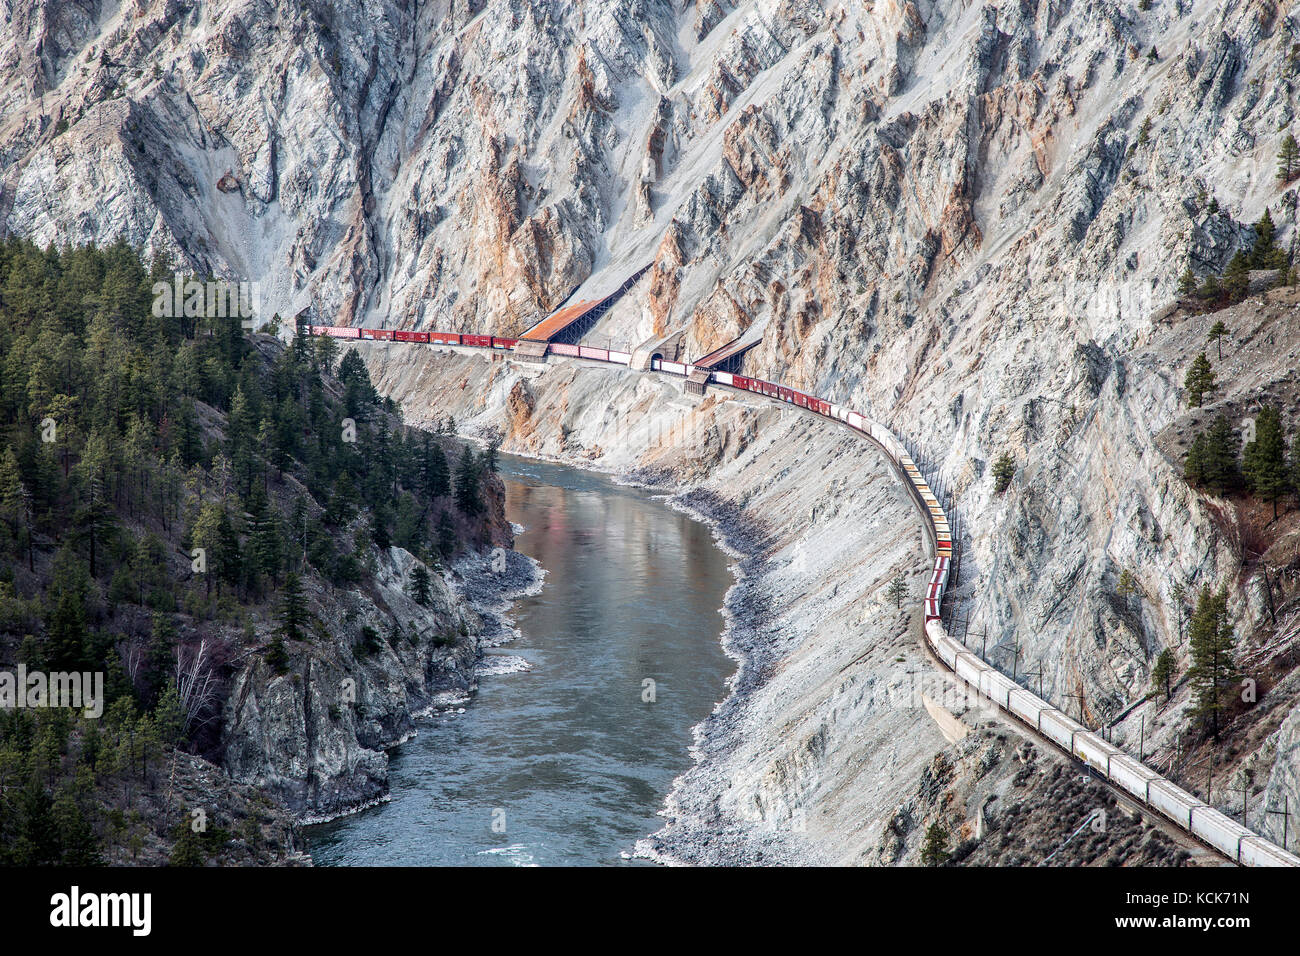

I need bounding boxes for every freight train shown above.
[310,324,1300,867]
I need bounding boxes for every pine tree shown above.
[245,484,282,587]
[1186,586,1237,740]
[1292,433,1300,498]
[437,510,457,557]
[1177,267,1197,297]
[992,452,1015,493]
[1206,320,1228,360]
[1242,405,1288,517]
[1249,209,1285,269]
[455,446,482,515]
[1199,415,1242,495]
[1151,648,1176,702]
[0,446,24,532]
[1278,132,1299,183]
[886,572,907,609]
[1170,580,1189,641]
[921,822,949,866]
[422,437,451,500]
[315,333,339,373]
[483,428,502,474]
[169,812,207,866]
[1183,352,1216,408]
[409,564,432,606]
[277,572,308,643]
[1117,568,1138,606]
[1223,250,1250,302]
[1197,273,1222,301]
[263,635,289,675]
[1184,431,1208,485]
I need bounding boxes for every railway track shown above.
[317,322,1300,867]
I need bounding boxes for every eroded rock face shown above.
[6,0,1300,853]
[357,346,1207,864]
[220,546,485,818]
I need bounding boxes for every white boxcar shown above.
[1147,779,1196,829]
[1189,806,1245,861]
[980,669,1016,709]
[926,621,959,669]
[1038,709,1077,751]
[954,650,985,689]
[1007,687,1043,727]
[1239,835,1299,867]
[1107,753,1156,803]
[1073,731,1119,775]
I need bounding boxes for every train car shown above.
[1147,779,1197,829]
[1037,708,1077,751]
[359,310,1300,866]
[929,560,949,597]
[1108,752,1157,803]
[980,668,1017,710]
[314,325,360,338]
[953,650,985,689]
[1007,686,1043,727]
[1073,730,1120,775]
[1240,834,1298,867]
[926,620,960,669]
[1189,806,1246,861]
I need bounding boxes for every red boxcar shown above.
[393,330,430,344]
[492,338,518,349]
[313,325,360,339]
[360,328,394,341]
[428,331,461,345]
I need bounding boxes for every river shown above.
[307,455,734,865]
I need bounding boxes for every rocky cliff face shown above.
[221,545,491,820]
[358,344,1212,864]
[5,0,1300,856]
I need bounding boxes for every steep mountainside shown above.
[4,0,1300,858]
[0,240,513,862]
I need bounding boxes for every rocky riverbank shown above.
[359,344,1208,865]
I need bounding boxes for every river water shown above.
[308,455,734,866]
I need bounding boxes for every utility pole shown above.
[1228,782,1248,825]
[1267,796,1291,852]
[1064,692,1086,723]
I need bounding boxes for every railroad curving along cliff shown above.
[355,341,1213,866]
